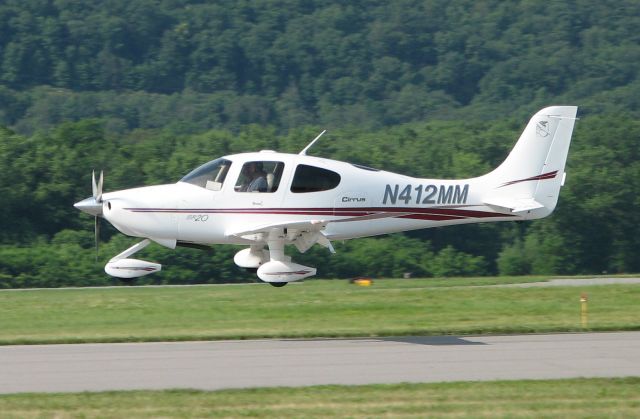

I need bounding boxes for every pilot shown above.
[241,162,268,192]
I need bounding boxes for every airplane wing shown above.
[226,211,411,237]
[227,219,328,238]
[227,219,333,253]
[226,212,408,254]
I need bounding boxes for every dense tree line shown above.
[1,113,638,287]
[0,1,640,133]
[1,0,639,287]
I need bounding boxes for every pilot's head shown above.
[243,162,263,176]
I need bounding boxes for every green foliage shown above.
[313,236,435,279]
[1,110,639,286]
[1,1,640,132]
[430,246,488,278]
[497,239,530,276]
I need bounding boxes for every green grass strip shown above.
[0,276,638,345]
[0,378,639,418]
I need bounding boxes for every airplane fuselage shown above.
[101,151,525,247]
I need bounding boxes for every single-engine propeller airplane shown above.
[75,106,577,287]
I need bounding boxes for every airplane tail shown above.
[482,106,578,217]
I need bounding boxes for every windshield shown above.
[180,158,232,190]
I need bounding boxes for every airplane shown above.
[74,106,578,287]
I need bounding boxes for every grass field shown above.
[0,378,638,418]
[1,276,638,345]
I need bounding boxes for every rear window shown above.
[290,164,341,193]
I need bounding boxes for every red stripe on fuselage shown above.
[124,206,514,220]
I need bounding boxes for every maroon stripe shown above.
[398,214,464,221]
[503,172,557,186]
[499,171,558,188]
[126,207,502,216]
[127,206,476,213]
[124,207,512,220]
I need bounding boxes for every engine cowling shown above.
[257,260,316,283]
[105,258,161,278]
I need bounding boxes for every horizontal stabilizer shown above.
[483,197,544,214]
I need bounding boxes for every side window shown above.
[290,164,341,193]
[235,161,284,193]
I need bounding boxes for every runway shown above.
[1,332,639,394]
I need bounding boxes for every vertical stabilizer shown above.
[483,106,578,216]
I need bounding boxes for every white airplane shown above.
[75,106,577,287]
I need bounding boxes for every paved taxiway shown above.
[1,332,639,394]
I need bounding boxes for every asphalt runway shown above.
[1,332,639,394]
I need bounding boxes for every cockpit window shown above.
[180,158,232,190]
[235,161,284,193]
[290,164,341,193]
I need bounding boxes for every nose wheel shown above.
[269,282,288,287]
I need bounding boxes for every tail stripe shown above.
[498,170,558,188]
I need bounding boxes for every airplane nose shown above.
[74,196,103,217]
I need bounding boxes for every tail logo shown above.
[536,120,550,137]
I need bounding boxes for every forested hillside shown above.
[1,0,640,133]
[0,1,639,287]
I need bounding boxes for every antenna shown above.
[299,130,326,155]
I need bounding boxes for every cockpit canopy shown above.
[180,156,342,193]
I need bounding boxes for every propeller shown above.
[74,171,105,261]
[92,170,103,261]
[92,170,103,203]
